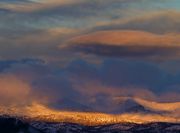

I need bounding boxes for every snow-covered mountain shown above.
[0,115,179,133]
[0,97,179,132]
[31,121,180,133]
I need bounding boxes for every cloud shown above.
[0,74,38,106]
[65,59,180,98]
[0,58,179,114]
[0,59,75,108]
[2,102,179,125]
[0,59,82,105]
[93,11,180,34]
[133,97,180,112]
[0,27,79,61]
[62,30,180,60]
[71,79,180,113]
[0,0,85,12]
[0,0,142,13]
[0,0,147,28]
[0,73,179,122]
[1,1,179,62]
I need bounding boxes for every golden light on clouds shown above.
[61,30,180,60]
[65,30,180,47]
[0,102,179,126]
[0,74,31,106]
[0,74,50,107]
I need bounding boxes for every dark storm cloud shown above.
[64,59,180,105]
[0,58,179,111]
[66,59,179,93]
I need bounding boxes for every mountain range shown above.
[0,115,179,133]
[0,97,179,132]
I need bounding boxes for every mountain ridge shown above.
[0,115,179,133]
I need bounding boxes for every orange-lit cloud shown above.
[65,30,180,47]
[133,97,180,112]
[114,97,180,112]
[0,72,179,124]
[0,74,49,106]
[0,74,32,106]
[0,102,179,125]
[62,30,180,59]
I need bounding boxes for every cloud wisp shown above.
[0,0,85,12]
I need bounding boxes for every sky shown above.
[0,0,180,115]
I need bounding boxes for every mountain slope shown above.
[0,115,41,133]
[0,115,179,133]
[114,98,155,114]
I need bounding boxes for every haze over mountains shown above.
[0,116,180,133]
[0,97,179,126]
[0,97,179,133]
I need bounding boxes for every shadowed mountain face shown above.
[112,98,170,114]
[51,97,179,115]
[0,116,40,133]
[113,98,152,114]
[0,116,179,133]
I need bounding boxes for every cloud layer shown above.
[63,30,180,59]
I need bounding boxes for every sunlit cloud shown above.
[0,101,179,125]
[0,74,31,106]
[114,97,180,112]
[62,30,180,60]
[0,74,49,106]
